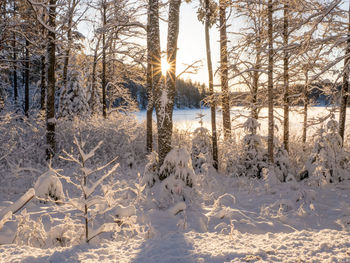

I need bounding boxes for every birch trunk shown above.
[283,1,289,152]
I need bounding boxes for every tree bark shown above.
[24,39,29,117]
[12,35,18,103]
[267,0,274,163]
[302,71,309,146]
[62,0,76,93]
[252,29,261,122]
[339,0,350,145]
[156,0,181,172]
[219,0,231,140]
[46,0,57,159]
[283,1,289,152]
[102,1,107,118]
[205,0,218,169]
[40,55,46,110]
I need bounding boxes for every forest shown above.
[0,0,350,262]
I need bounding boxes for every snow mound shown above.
[34,171,64,202]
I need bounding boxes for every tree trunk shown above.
[267,0,274,163]
[283,1,289,152]
[102,1,107,118]
[339,1,350,144]
[251,29,261,122]
[46,0,57,159]
[205,0,218,170]
[156,0,181,172]
[24,39,29,117]
[219,0,231,140]
[62,0,76,93]
[302,71,309,146]
[13,35,18,103]
[40,55,46,110]
[146,6,153,153]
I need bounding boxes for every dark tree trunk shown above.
[283,1,289,152]
[46,0,57,159]
[252,29,261,122]
[102,1,107,118]
[24,39,29,117]
[302,71,309,146]
[205,0,218,169]
[219,0,231,140]
[40,55,46,110]
[13,35,18,103]
[146,9,153,153]
[267,0,274,163]
[339,1,350,144]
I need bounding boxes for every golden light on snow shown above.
[161,57,171,75]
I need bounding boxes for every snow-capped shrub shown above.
[142,151,159,187]
[191,127,212,173]
[156,148,196,208]
[59,69,90,118]
[238,118,267,178]
[273,137,291,182]
[14,209,47,247]
[304,118,349,185]
[34,170,64,202]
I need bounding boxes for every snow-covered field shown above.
[1,108,350,262]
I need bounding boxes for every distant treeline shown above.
[124,78,207,110]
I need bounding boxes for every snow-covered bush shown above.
[142,151,159,187]
[273,137,291,182]
[303,118,349,184]
[237,118,267,178]
[154,148,196,208]
[59,69,90,118]
[34,170,64,202]
[191,127,212,173]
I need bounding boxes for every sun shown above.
[161,57,171,75]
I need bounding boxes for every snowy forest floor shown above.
[0,111,350,262]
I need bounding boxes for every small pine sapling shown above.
[59,135,120,243]
[191,126,212,173]
[304,117,349,184]
[238,118,267,178]
[157,148,196,208]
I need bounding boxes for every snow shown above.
[34,171,64,202]
[1,108,350,262]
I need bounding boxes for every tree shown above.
[198,0,219,170]
[283,0,289,152]
[339,0,350,145]
[46,0,57,159]
[219,0,231,139]
[154,0,182,172]
[267,0,274,163]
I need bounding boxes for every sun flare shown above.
[161,58,171,75]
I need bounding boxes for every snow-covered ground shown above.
[1,108,350,262]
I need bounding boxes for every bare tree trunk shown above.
[40,55,45,110]
[302,71,309,146]
[252,29,261,122]
[12,35,18,103]
[267,0,274,163]
[102,1,107,118]
[156,0,181,172]
[283,1,289,152]
[205,0,218,170]
[24,39,29,117]
[339,1,350,144]
[219,0,231,140]
[62,0,76,92]
[46,0,57,159]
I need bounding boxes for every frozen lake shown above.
[134,106,350,139]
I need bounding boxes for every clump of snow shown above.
[34,170,64,202]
